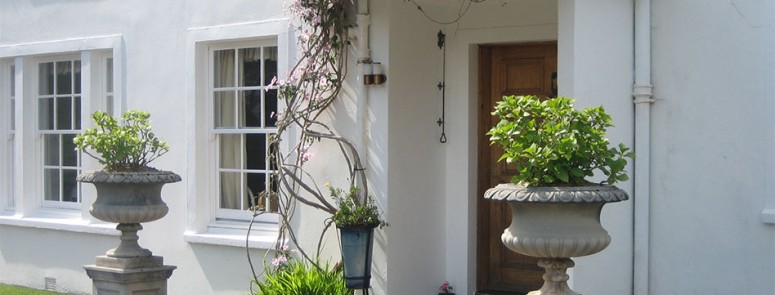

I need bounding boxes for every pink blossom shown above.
[271,255,287,267]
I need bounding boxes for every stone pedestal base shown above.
[84,256,175,295]
[527,258,580,295]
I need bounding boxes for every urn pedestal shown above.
[484,183,628,295]
[78,170,181,295]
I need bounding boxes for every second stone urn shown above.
[484,183,628,295]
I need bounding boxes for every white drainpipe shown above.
[633,0,654,294]
[355,0,371,190]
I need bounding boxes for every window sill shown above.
[184,222,279,249]
[761,208,775,224]
[0,212,119,236]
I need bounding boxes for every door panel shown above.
[477,42,557,295]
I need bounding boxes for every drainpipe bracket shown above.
[633,84,655,104]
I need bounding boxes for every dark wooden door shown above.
[477,42,557,295]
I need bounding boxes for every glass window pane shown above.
[106,58,114,92]
[62,169,78,202]
[62,134,78,167]
[265,90,278,127]
[56,97,72,130]
[213,50,235,88]
[39,62,54,95]
[106,95,114,116]
[219,134,241,169]
[264,46,278,86]
[245,172,266,210]
[239,47,261,87]
[39,97,55,130]
[10,65,15,96]
[219,172,241,209]
[44,169,60,201]
[214,91,236,128]
[245,133,266,170]
[44,135,60,166]
[74,96,81,129]
[74,60,81,94]
[56,61,73,95]
[10,99,15,131]
[239,90,261,128]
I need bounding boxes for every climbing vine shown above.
[248,0,374,285]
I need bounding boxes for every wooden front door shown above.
[477,42,557,295]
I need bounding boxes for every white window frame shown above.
[0,35,124,235]
[0,60,14,212]
[184,19,291,248]
[208,40,279,221]
[36,54,84,210]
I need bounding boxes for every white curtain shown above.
[216,49,241,210]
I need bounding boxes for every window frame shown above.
[36,54,84,209]
[0,60,14,212]
[184,19,291,247]
[0,35,123,233]
[207,40,279,222]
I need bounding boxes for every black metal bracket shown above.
[437,30,447,143]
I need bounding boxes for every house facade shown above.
[1,0,773,294]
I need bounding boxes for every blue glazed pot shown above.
[338,224,377,289]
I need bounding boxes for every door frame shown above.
[476,41,558,294]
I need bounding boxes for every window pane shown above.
[10,65,15,95]
[39,97,55,130]
[74,96,81,129]
[265,90,278,127]
[10,98,15,131]
[44,135,60,166]
[245,133,266,170]
[245,172,266,210]
[74,60,81,94]
[106,58,114,92]
[56,97,72,130]
[219,134,241,169]
[213,49,235,88]
[56,61,72,95]
[239,90,261,128]
[44,169,60,201]
[39,62,54,95]
[220,172,241,209]
[10,65,15,131]
[62,169,78,202]
[62,134,78,167]
[239,47,261,87]
[264,46,278,86]
[214,91,236,128]
[106,95,114,117]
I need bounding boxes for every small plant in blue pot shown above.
[330,185,387,292]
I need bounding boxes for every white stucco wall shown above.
[2,0,774,294]
[650,0,775,294]
[0,1,286,294]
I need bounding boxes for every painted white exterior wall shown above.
[0,0,773,295]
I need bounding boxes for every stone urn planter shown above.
[78,170,181,258]
[484,183,628,295]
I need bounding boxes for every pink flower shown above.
[439,281,453,293]
[271,255,287,267]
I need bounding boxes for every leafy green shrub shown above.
[330,186,387,228]
[254,260,351,295]
[74,110,169,172]
[487,95,633,186]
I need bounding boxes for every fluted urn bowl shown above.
[484,183,628,295]
[78,170,181,258]
[78,170,181,224]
